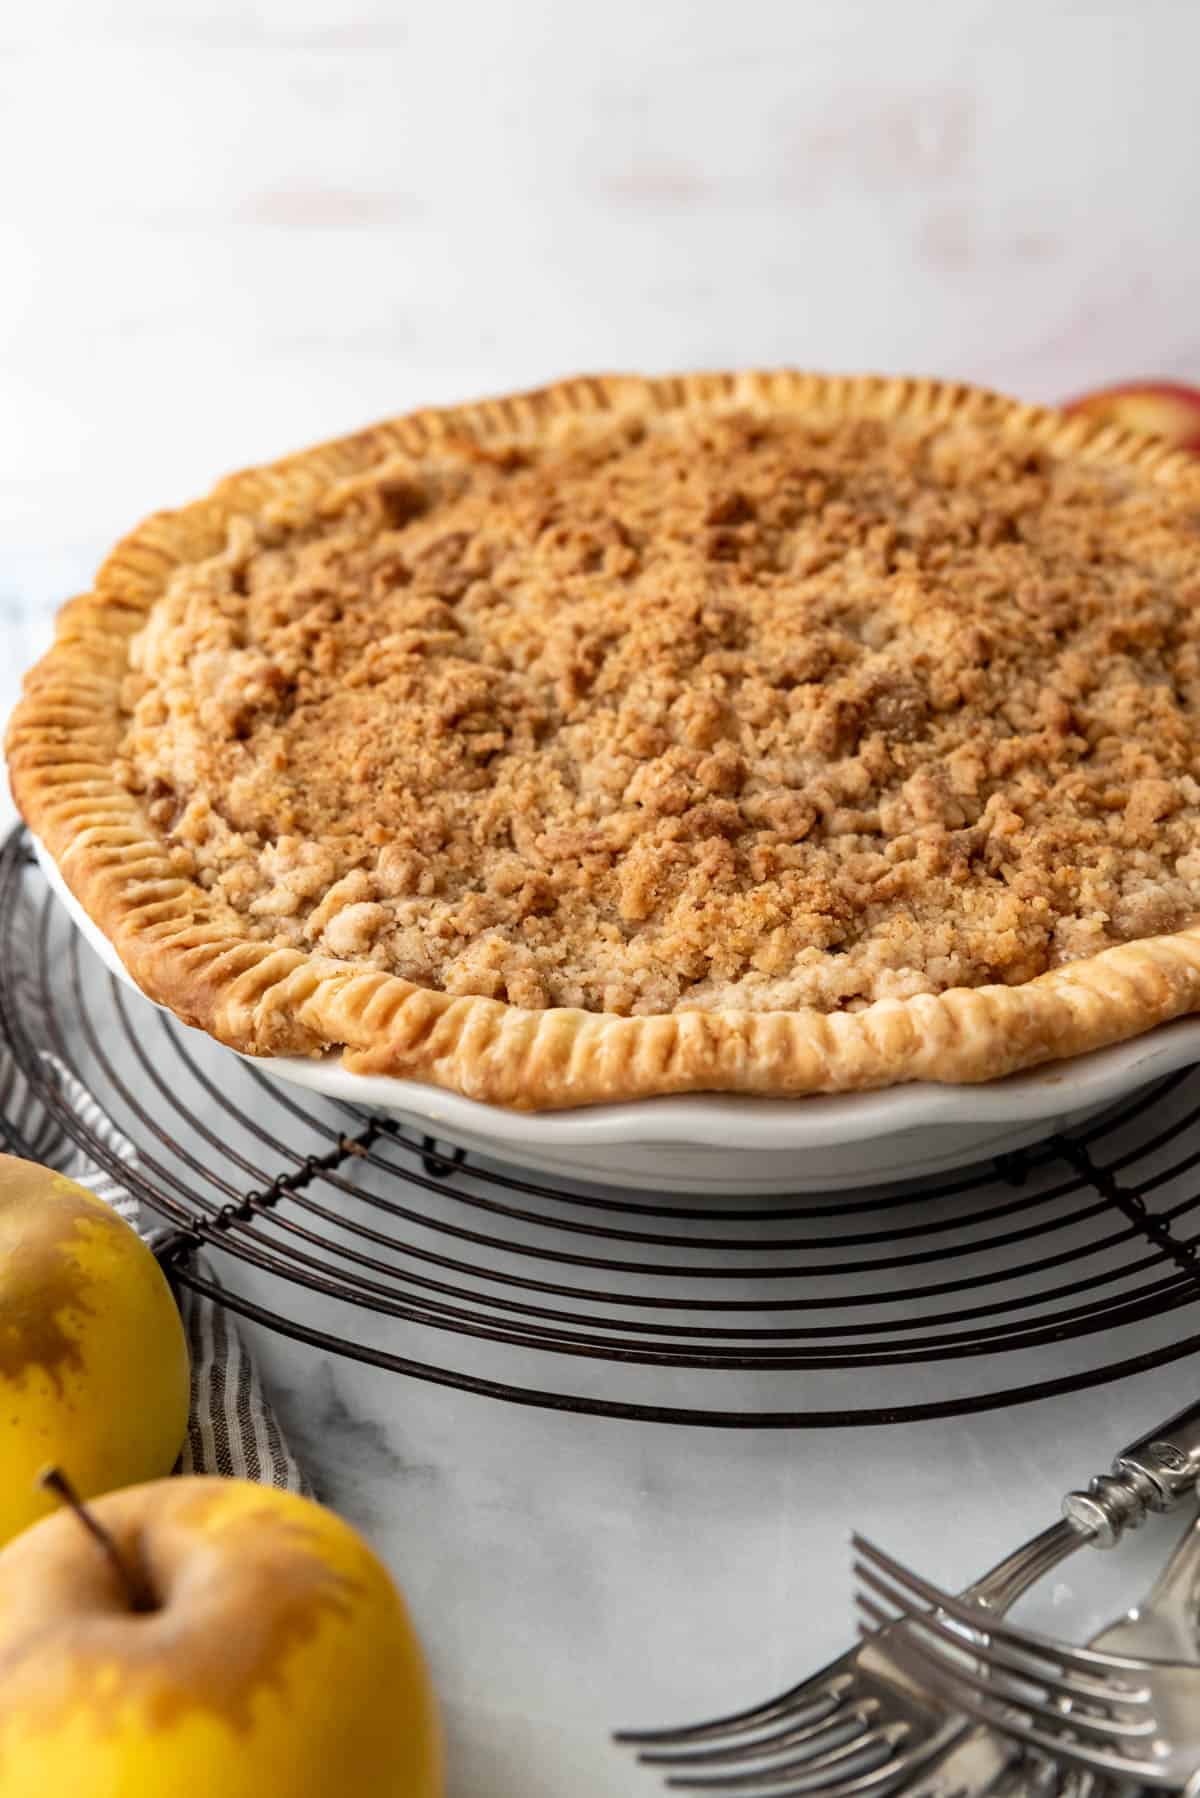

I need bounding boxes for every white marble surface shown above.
[257,1352,1200,1798]
[6,3,1200,1791]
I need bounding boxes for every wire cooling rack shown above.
[5,824,1200,1428]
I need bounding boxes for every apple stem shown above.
[39,1468,158,1613]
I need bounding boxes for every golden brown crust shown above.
[10,370,1200,1109]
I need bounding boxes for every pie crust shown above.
[10,371,1200,1110]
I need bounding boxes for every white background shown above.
[3,0,1200,572]
[5,7,1200,1795]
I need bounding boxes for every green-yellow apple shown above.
[0,1154,190,1544]
[0,1475,443,1796]
[1064,380,1200,452]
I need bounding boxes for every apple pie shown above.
[10,372,1200,1108]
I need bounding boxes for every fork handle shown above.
[1063,1393,1200,1546]
[960,1518,1085,1615]
[961,1395,1200,1614]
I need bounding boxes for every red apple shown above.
[1063,381,1200,453]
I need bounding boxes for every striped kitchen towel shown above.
[0,1054,312,1496]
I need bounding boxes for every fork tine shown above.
[665,1753,925,1798]
[638,1700,877,1768]
[661,1721,970,1798]
[616,1670,858,1747]
[851,1535,1158,1678]
[854,1567,1153,1715]
[854,1589,1154,1747]
[660,1719,906,1792]
[877,1620,1167,1789]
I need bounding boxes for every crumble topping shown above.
[115,410,1200,1015]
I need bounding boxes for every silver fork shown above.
[855,1507,1200,1798]
[615,1397,1200,1796]
[854,1528,1200,1793]
[854,1508,1200,1798]
[1057,1511,1200,1798]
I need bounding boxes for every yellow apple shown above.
[0,1153,190,1544]
[0,1475,442,1797]
[1064,380,1200,452]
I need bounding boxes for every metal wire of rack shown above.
[5,822,1200,1428]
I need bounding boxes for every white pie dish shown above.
[31,834,1200,1194]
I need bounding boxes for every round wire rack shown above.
[4,823,1200,1428]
